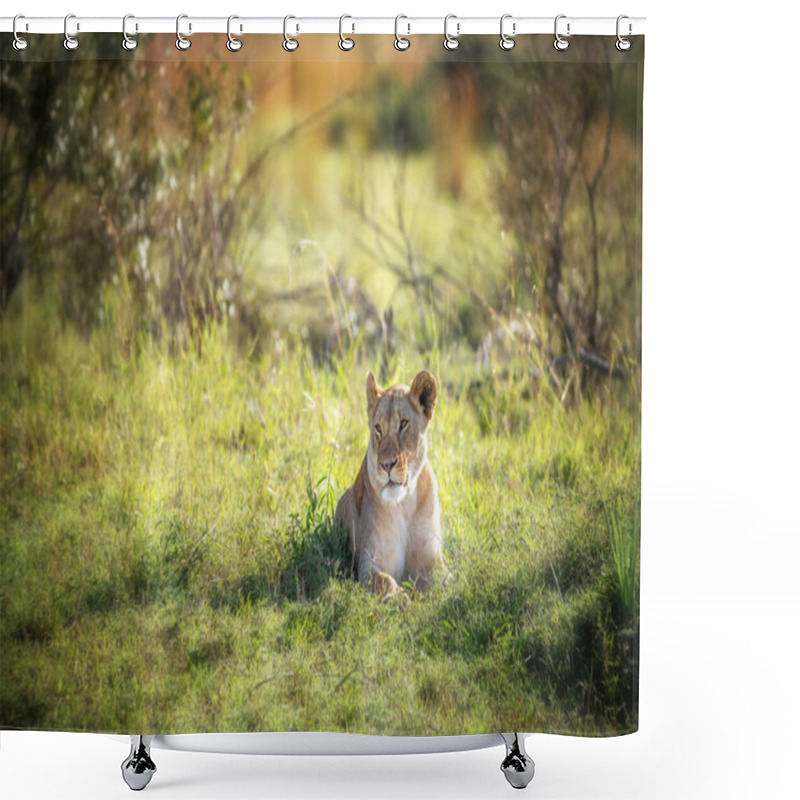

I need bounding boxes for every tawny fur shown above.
[335,370,446,600]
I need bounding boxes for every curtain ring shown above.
[12,14,29,51]
[616,15,632,51]
[283,15,299,51]
[394,14,410,51]
[63,13,79,51]
[122,14,138,51]
[499,14,515,51]
[176,14,192,50]
[227,15,243,51]
[554,14,570,51]
[443,14,460,51]
[338,14,355,51]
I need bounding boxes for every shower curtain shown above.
[1,28,643,738]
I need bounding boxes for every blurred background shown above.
[1,34,641,391]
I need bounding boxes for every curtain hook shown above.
[394,14,410,51]
[499,14,515,51]
[554,14,570,51]
[338,14,355,51]
[63,13,79,51]
[616,15,632,51]
[12,14,29,51]
[283,15,299,51]
[176,14,192,50]
[443,13,460,51]
[227,15,243,51]
[122,14,138,51]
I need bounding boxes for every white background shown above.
[2,1,799,798]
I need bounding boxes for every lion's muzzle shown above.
[378,451,408,486]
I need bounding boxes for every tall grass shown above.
[0,290,640,736]
[605,500,641,631]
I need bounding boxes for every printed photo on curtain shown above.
[1,28,643,739]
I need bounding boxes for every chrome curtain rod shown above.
[1,16,646,37]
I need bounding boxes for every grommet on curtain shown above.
[394,15,410,51]
[338,14,355,51]
[283,15,299,51]
[122,15,138,51]
[554,14,570,51]
[176,14,192,50]
[616,15,632,51]
[227,15,243,51]
[63,13,79,51]
[499,14,515,51]
[443,14,460,51]
[12,14,29,51]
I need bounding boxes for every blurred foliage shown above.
[2,38,641,396]
[1,38,259,348]
[1,41,133,319]
[330,70,431,153]
[482,46,642,385]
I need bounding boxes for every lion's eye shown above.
[374,424,382,437]
[399,419,409,432]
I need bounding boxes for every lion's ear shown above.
[409,370,438,423]
[366,370,382,420]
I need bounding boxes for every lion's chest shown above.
[376,497,414,544]
[358,493,424,581]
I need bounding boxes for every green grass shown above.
[0,297,640,736]
[605,498,641,631]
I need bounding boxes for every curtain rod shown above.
[1,16,646,37]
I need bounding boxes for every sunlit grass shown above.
[0,295,639,736]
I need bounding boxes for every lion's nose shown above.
[380,458,398,474]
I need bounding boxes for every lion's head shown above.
[364,369,438,503]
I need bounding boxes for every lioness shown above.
[335,369,445,599]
